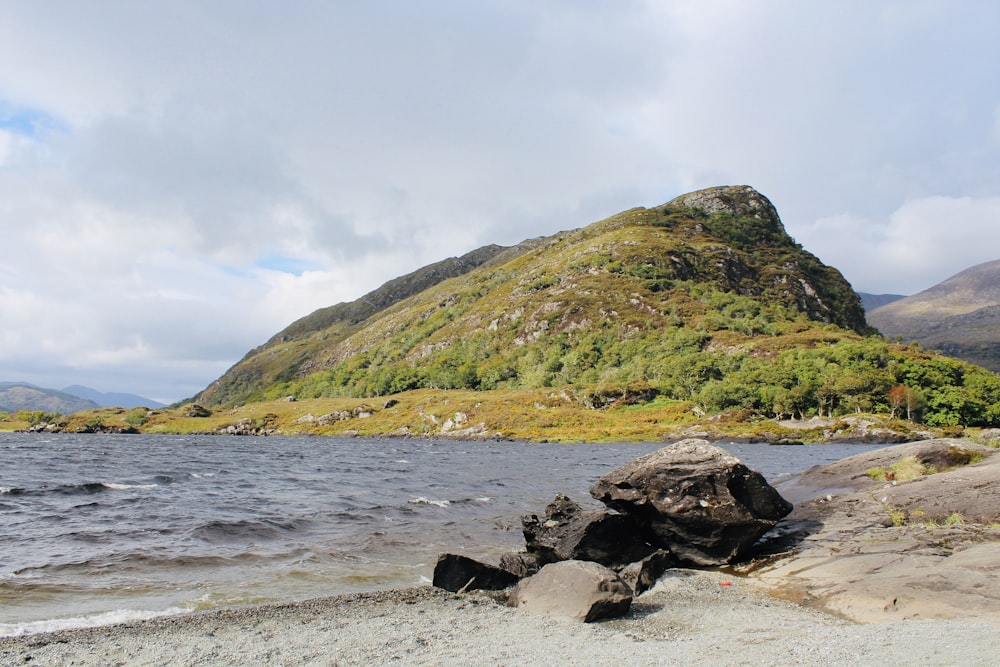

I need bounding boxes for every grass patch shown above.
[866,456,933,482]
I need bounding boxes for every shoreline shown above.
[4,436,999,664]
[3,575,998,666]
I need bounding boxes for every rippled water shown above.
[0,433,882,636]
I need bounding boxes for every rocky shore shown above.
[2,438,998,666]
[746,438,1000,625]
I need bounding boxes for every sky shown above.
[1,1,999,403]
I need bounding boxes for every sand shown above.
[2,570,998,666]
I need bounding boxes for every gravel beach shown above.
[3,570,998,666]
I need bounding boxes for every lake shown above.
[0,432,883,636]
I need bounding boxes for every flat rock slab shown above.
[775,438,992,506]
[750,440,1000,625]
[508,560,632,622]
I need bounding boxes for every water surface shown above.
[0,433,882,635]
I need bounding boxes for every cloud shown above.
[796,195,1000,295]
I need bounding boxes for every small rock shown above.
[508,560,632,622]
[432,554,520,593]
[617,549,674,595]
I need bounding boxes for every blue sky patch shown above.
[254,255,316,276]
[0,101,63,138]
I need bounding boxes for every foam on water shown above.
[102,482,159,491]
[408,496,451,508]
[0,607,189,638]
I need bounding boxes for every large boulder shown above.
[508,560,633,622]
[522,494,655,567]
[590,439,792,566]
[432,553,520,592]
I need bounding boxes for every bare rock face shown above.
[521,494,655,568]
[668,184,782,229]
[508,560,633,622]
[590,439,792,566]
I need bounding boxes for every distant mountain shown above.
[62,385,165,409]
[858,292,906,312]
[867,259,1000,372]
[0,383,100,414]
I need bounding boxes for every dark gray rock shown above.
[508,560,633,622]
[432,553,520,592]
[182,404,212,418]
[522,494,655,568]
[617,549,674,595]
[590,439,792,566]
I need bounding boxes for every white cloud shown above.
[796,196,1000,295]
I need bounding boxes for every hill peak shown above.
[667,185,779,225]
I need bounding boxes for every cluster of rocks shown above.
[294,405,379,426]
[433,439,792,621]
[216,418,278,436]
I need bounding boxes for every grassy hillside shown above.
[197,187,870,402]
[171,185,1000,433]
[868,259,1000,372]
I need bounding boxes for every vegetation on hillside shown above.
[181,186,1000,431]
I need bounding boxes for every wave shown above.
[407,496,493,508]
[7,547,317,578]
[101,482,158,491]
[0,606,189,638]
[188,518,307,543]
[3,479,169,498]
[408,496,451,508]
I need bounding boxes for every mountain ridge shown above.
[868,259,1000,372]
[0,383,100,414]
[61,385,165,409]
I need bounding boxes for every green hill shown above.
[191,186,1000,430]
[868,259,1000,373]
